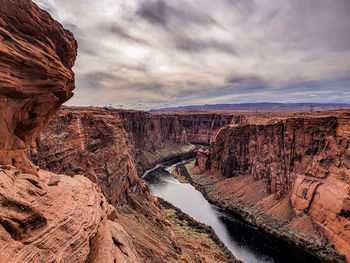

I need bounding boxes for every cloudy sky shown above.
[34,0,350,110]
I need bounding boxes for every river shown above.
[143,161,323,263]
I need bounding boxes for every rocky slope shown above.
[0,1,238,262]
[192,111,350,262]
[0,165,139,263]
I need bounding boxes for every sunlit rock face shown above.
[0,0,77,174]
[195,111,350,262]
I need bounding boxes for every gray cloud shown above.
[174,37,236,54]
[138,0,215,28]
[33,0,350,109]
[107,24,149,45]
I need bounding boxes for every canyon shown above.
[1,0,349,262]
[159,112,243,145]
[191,111,350,262]
[0,1,238,262]
[28,106,350,262]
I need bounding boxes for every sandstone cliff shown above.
[0,1,139,262]
[0,1,237,262]
[29,107,142,205]
[193,111,350,262]
[116,110,195,173]
[29,107,196,203]
[160,113,243,145]
[0,0,77,174]
[27,107,237,262]
[0,165,139,263]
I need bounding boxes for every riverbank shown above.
[176,161,345,263]
[113,191,240,262]
[146,159,331,263]
[158,198,240,263]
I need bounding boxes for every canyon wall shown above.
[0,1,237,262]
[29,107,142,205]
[162,113,243,145]
[29,107,196,193]
[0,0,76,174]
[0,1,139,262]
[194,112,350,262]
[116,110,193,174]
[27,108,237,262]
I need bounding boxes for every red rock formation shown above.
[194,111,350,262]
[29,107,195,203]
[116,110,194,173]
[29,107,142,205]
[0,0,77,174]
[0,1,238,262]
[0,1,139,262]
[0,166,139,263]
[28,106,241,261]
[160,113,243,144]
[118,110,188,149]
[26,107,239,262]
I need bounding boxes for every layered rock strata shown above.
[0,166,139,263]
[0,1,138,262]
[116,110,195,174]
[0,0,77,174]
[193,112,350,262]
[29,107,141,205]
[29,107,196,203]
[0,1,237,262]
[158,113,243,145]
[27,108,238,262]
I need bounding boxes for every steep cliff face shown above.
[116,110,194,173]
[194,112,350,262]
[29,107,195,203]
[118,110,188,149]
[0,1,237,262]
[163,113,243,145]
[29,107,142,205]
[29,107,237,262]
[0,0,77,174]
[0,1,139,262]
